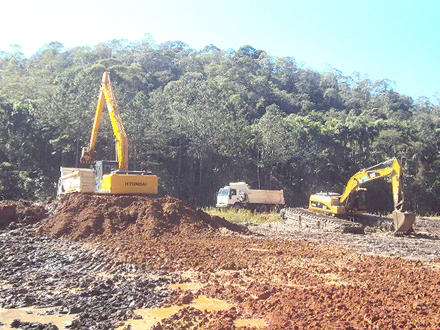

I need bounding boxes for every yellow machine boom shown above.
[80,72,128,170]
[339,158,403,212]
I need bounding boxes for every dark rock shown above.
[10,319,59,330]
[0,227,170,329]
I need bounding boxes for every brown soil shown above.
[0,200,47,229]
[37,194,250,271]
[4,194,440,329]
[38,194,248,239]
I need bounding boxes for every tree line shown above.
[1,38,439,215]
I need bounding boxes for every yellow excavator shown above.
[309,158,415,234]
[57,72,158,195]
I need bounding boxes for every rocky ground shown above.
[0,227,170,329]
[0,195,439,329]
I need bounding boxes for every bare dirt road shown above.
[0,194,439,329]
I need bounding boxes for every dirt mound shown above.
[0,200,47,229]
[35,194,250,271]
[38,194,247,241]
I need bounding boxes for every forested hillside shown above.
[1,39,439,214]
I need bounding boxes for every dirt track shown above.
[1,195,439,329]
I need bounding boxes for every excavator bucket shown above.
[392,210,415,234]
[80,147,96,164]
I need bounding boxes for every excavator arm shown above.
[340,158,403,211]
[80,72,129,170]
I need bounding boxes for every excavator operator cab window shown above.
[103,162,118,175]
[353,189,367,212]
[94,160,118,181]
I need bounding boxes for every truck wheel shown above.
[233,204,241,211]
[259,205,268,213]
[248,205,256,212]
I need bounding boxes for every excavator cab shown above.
[346,189,367,213]
[94,160,118,192]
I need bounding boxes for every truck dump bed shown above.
[247,189,285,205]
[58,167,95,195]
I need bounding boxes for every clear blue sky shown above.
[1,0,439,100]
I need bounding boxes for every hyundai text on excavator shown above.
[282,158,416,235]
[57,72,158,195]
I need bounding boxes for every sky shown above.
[1,0,439,100]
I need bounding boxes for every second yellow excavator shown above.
[58,71,158,195]
[309,158,415,234]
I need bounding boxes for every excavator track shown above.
[280,208,365,234]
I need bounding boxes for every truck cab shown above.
[216,183,249,208]
[216,187,237,208]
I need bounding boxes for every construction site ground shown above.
[0,195,439,329]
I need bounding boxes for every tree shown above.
[0,98,53,200]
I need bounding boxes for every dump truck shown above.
[216,182,284,212]
[57,72,158,195]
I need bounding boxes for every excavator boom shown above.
[80,72,128,170]
[340,158,403,210]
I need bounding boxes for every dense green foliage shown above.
[1,39,440,214]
